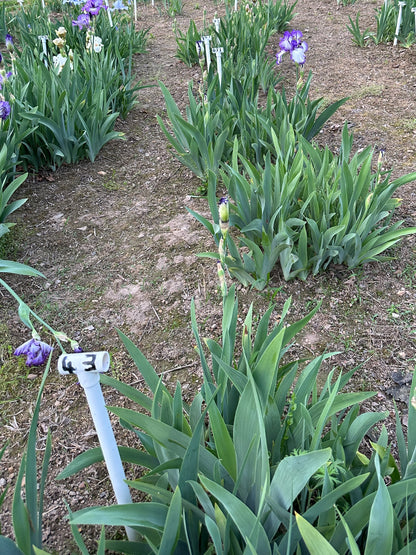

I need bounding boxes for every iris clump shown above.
[276,29,308,65]
[14,338,53,366]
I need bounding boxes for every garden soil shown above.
[1,0,416,551]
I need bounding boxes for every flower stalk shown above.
[0,278,81,363]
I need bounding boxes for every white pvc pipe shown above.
[104,0,113,27]
[201,35,212,71]
[58,352,137,542]
[394,2,406,46]
[212,46,223,86]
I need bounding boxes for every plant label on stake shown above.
[394,2,406,46]
[213,17,220,36]
[38,35,49,67]
[412,7,416,34]
[201,35,212,71]
[104,0,113,27]
[212,46,223,86]
[134,0,137,21]
[58,351,137,542]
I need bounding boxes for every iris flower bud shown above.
[5,34,14,53]
[218,197,229,239]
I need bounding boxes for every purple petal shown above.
[14,338,34,356]
[279,31,293,52]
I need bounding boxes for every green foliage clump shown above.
[55,286,416,553]
[2,2,148,172]
[175,0,295,88]
[347,1,416,47]
[194,124,416,286]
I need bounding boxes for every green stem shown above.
[0,278,66,352]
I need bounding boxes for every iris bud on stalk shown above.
[218,196,229,239]
[376,149,385,184]
[217,260,227,296]
[55,331,83,353]
[242,324,250,355]
[5,34,14,53]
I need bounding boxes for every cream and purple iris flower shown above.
[276,30,308,66]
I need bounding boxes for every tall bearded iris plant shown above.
[276,29,308,89]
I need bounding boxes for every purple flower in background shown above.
[72,13,91,29]
[83,0,107,16]
[276,29,308,66]
[14,338,53,366]
[0,100,10,120]
[5,34,14,53]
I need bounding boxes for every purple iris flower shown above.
[83,0,107,16]
[72,13,91,29]
[276,29,308,66]
[14,338,53,366]
[0,100,10,120]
